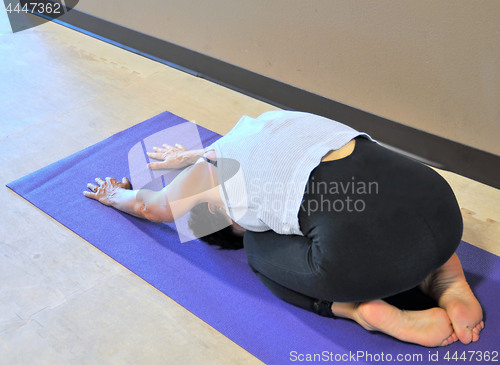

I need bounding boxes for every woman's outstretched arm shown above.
[84,157,217,223]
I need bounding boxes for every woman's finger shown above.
[175,144,187,151]
[106,177,117,184]
[148,161,167,170]
[95,177,105,186]
[87,183,98,192]
[83,190,97,199]
[147,152,166,160]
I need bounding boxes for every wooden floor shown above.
[1,12,498,365]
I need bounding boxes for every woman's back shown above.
[207,110,373,235]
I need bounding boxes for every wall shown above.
[77,0,500,155]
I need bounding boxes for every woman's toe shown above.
[456,326,473,344]
[441,334,456,347]
[472,323,483,342]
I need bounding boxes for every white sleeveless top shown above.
[207,110,374,235]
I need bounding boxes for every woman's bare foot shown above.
[331,300,458,347]
[420,253,484,344]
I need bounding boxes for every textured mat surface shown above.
[7,112,500,364]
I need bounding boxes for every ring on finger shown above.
[87,183,98,192]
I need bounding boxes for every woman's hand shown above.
[147,144,191,170]
[84,177,132,206]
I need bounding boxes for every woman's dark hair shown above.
[187,203,244,250]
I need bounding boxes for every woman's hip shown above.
[297,138,463,300]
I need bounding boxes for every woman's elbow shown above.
[138,203,174,223]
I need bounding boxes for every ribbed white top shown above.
[208,110,374,235]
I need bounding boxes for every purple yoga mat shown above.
[7,111,500,364]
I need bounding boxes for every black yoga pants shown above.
[243,137,463,317]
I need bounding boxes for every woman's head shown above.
[187,202,244,250]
